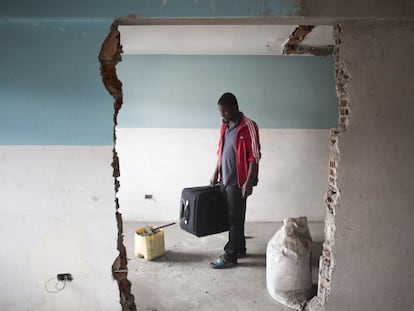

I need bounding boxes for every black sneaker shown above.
[210,255,237,269]
[237,251,247,258]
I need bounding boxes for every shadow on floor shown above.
[124,221,325,311]
[237,253,266,268]
[154,250,210,263]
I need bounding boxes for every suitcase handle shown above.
[181,198,190,224]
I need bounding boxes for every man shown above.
[210,92,261,269]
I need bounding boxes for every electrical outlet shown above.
[57,273,73,281]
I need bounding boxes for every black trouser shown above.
[222,184,247,262]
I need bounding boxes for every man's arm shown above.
[210,161,220,186]
[242,161,258,198]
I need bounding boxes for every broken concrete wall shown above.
[321,20,414,311]
[2,1,414,310]
[0,146,120,310]
[0,19,121,311]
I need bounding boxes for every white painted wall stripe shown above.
[116,128,330,222]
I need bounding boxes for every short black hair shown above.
[218,92,238,109]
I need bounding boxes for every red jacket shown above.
[217,113,261,188]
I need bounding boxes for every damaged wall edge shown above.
[308,23,351,311]
[283,25,334,56]
[283,25,314,55]
[99,21,137,311]
[98,18,347,311]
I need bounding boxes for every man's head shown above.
[218,92,239,123]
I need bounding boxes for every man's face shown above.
[219,104,238,123]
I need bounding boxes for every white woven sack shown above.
[266,217,313,310]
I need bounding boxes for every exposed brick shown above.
[283,25,315,55]
[310,24,352,311]
[99,22,137,311]
[340,108,349,116]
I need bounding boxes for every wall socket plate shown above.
[57,273,73,281]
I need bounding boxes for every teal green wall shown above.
[118,55,338,129]
[0,19,113,145]
[0,0,308,145]
[0,0,300,18]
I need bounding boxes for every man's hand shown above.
[242,182,253,198]
[242,162,258,197]
[210,170,219,186]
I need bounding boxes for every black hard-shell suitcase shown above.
[179,185,229,237]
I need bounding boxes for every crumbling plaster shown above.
[307,24,350,310]
[283,25,334,56]
[99,22,136,311]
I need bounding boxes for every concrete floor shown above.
[123,221,324,311]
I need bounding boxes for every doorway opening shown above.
[99,18,349,311]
